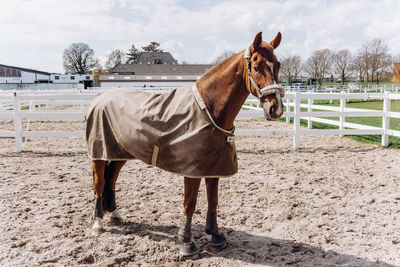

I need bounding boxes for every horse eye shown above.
[253,66,258,72]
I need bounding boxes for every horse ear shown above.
[270,32,282,49]
[252,32,262,51]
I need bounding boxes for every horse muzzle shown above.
[263,97,284,121]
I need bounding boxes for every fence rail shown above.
[1,88,400,151]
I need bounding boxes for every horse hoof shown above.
[180,242,198,257]
[110,210,123,223]
[92,218,103,233]
[209,234,227,249]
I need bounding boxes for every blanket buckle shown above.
[226,136,235,144]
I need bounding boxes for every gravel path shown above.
[1,119,400,266]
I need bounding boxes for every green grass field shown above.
[282,99,400,148]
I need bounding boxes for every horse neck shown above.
[196,52,249,130]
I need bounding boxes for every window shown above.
[153,58,163,64]
[0,67,5,77]
[145,76,152,80]
[124,76,131,80]
[54,76,60,80]
[70,76,75,80]
[161,76,168,80]
[176,76,183,80]
[85,76,90,80]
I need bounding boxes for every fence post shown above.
[364,88,367,101]
[293,91,300,150]
[286,98,290,123]
[339,91,346,137]
[381,91,390,147]
[13,92,22,152]
[307,96,312,129]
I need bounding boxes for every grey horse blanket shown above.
[85,84,237,178]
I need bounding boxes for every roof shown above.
[0,64,50,76]
[132,52,178,65]
[111,64,214,75]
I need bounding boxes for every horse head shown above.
[245,32,284,121]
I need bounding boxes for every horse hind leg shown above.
[178,177,201,256]
[92,160,107,233]
[103,160,126,223]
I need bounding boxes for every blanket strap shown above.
[151,145,159,166]
[192,85,235,136]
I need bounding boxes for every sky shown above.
[1,0,400,73]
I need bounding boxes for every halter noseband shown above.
[244,46,285,102]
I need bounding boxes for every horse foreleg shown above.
[92,160,107,233]
[205,177,227,249]
[103,160,126,222]
[178,177,201,256]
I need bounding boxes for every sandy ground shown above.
[1,118,400,266]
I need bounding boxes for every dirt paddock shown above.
[1,119,400,266]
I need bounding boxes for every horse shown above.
[86,31,284,256]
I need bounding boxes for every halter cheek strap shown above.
[244,46,285,99]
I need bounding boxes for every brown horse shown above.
[88,32,284,256]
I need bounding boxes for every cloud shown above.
[1,0,400,72]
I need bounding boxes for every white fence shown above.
[1,88,400,152]
[238,91,400,149]
[285,84,400,93]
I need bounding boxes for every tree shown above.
[142,42,163,52]
[374,53,392,83]
[369,39,392,84]
[280,55,302,85]
[63,43,100,74]
[358,38,392,83]
[303,49,333,86]
[332,49,353,85]
[352,54,366,82]
[356,47,371,82]
[126,44,140,63]
[211,50,237,64]
[105,49,126,69]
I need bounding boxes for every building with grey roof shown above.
[99,63,214,88]
[0,64,50,84]
[130,51,178,65]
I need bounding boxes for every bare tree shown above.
[105,49,126,69]
[142,42,163,52]
[375,53,393,84]
[358,38,392,83]
[280,55,302,85]
[352,54,366,82]
[332,49,353,85]
[368,39,391,83]
[356,46,371,82]
[303,49,333,86]
[126,44,140,63]
[211,50,237,64]
[63,43,100,74]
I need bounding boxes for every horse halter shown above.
[244,46,285,103]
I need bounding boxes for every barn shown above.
[96,51,214,88]
[0,64,50,84]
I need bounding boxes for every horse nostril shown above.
[269,105,276,116]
